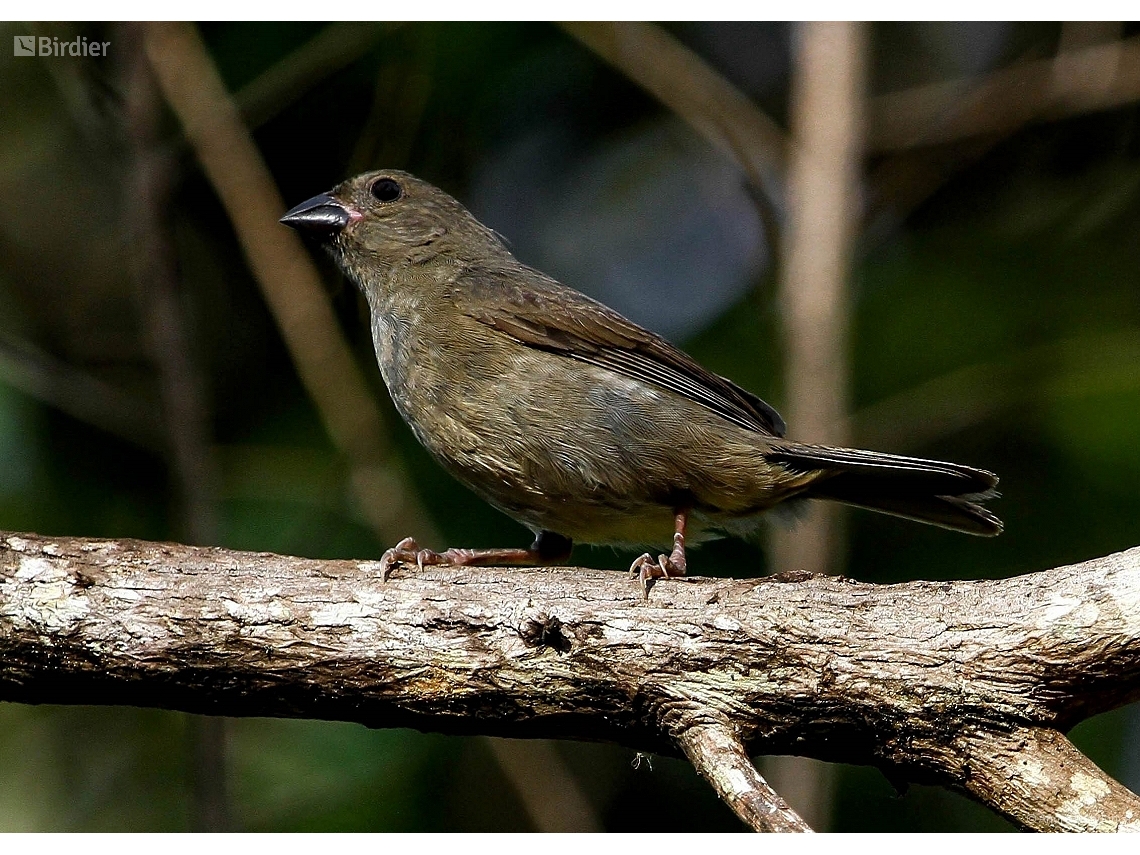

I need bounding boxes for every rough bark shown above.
[2,531,1139,832]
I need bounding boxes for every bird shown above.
[280,170,1000,589]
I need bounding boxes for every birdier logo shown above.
[13,35,110,57]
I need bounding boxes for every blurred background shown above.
[1,20,1139,832]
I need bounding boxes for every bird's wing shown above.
[451,266,787,437]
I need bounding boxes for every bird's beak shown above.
[279,193,353,236]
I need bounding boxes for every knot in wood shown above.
[520,613,572,653]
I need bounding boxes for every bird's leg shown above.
[630,509,689,594]
[379,530,572,580]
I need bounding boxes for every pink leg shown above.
[629,510,688,595]
[379,531,572,581]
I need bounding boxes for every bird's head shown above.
[280,170,504,279]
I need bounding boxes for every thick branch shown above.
[2,531,1139,831]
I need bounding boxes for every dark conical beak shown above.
[280,193,352,236]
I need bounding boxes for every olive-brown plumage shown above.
[281,170,1001,585]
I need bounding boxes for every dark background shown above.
[0,20,1138,831]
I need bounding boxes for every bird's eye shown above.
[370,178,402,203]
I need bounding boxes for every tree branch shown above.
[675,721,812,832]
[2,531,1139,831]
[956,725,1140,832]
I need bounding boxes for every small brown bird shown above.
[281,170,1000,587]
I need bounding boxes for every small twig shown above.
[558,22,785,176]
[676,723,812,832]
[864,30,1137,239]
[863,134,1003,244]
[348,46,434,174]
[30,22,118,147]
[845,329,1140,452]
[122,22,220,547]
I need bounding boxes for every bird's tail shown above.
[766,444,1002,536]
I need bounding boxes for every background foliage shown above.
[0,20,1138,831]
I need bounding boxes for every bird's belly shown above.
[383,326,784,545]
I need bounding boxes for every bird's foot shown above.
[379,537,558,580]
[379,537,491,580]
[380,537,443,581]
[629,532,687,597]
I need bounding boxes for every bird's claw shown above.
[379,536,448,581]
[379,538,485,580]
[629,540,686,598]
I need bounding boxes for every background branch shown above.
[234,22,395,131]
[869,32,1140,152]
[0,331,162,452]
[142,22,435,547]
[121,21,229,830]
[558,21,785,249]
